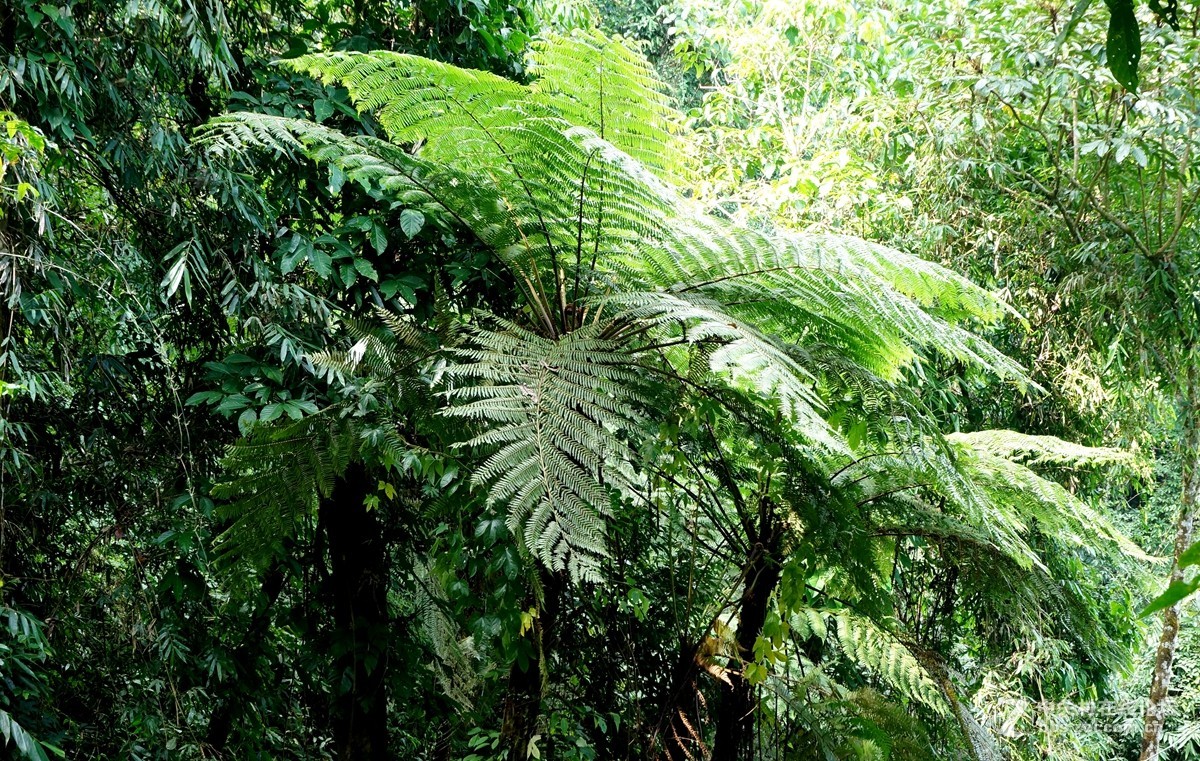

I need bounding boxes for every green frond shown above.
[947,430,1143,472]
[835,613,948,717]
[791,608,948,716]
[309,307,435,386]
[790,607,831,641]
[608,221,1032,387]
[442,320,649,581]
[211,413,359,566]
[528,28,689,181]
[949,432,1152,562]
[605,290,846,452]
[832,428,1039,568]
[412,558,483,709]
[803,234,1019,325]
[285,50,531,165]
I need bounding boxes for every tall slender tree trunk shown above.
[320,462,390,761]
[1141,363,1200,761]
[712,503,782,761]
[205,562,286,751]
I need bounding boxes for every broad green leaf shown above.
[281,246,306,275]
[283,399,319,418]
[1104,0,1140,91]
[1055,0,1094,49]
[185,391,223,406]
[354,257,379,281]
[344,216,373,232]
[237,407,258,434]
[370,223,387,254]
[308,248,333,278]
[380,279,417,303]
[400,208,425,238]
[216,394,252,415]
[328,164,346,194]
[161,246,190,302]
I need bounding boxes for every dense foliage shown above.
[4,1,1200,760]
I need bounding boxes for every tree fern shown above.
[205,31,1026,383]
[202,30,1041,582]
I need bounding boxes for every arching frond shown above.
[790,607,948,716]
[527,28,688,181]
[948,429,1142,471]
[609,221,1031,386]
[210,412,360,565]
[948,432,1153,562]
[605,290,844,452]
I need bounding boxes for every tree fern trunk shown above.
[1141,364,1200,761]
[502,568,565,760]
[652,638,708,761]
[712,505,781,761]
[502,647,543,760]
[320,462,390,761]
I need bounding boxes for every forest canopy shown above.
[3,1,1200,760]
